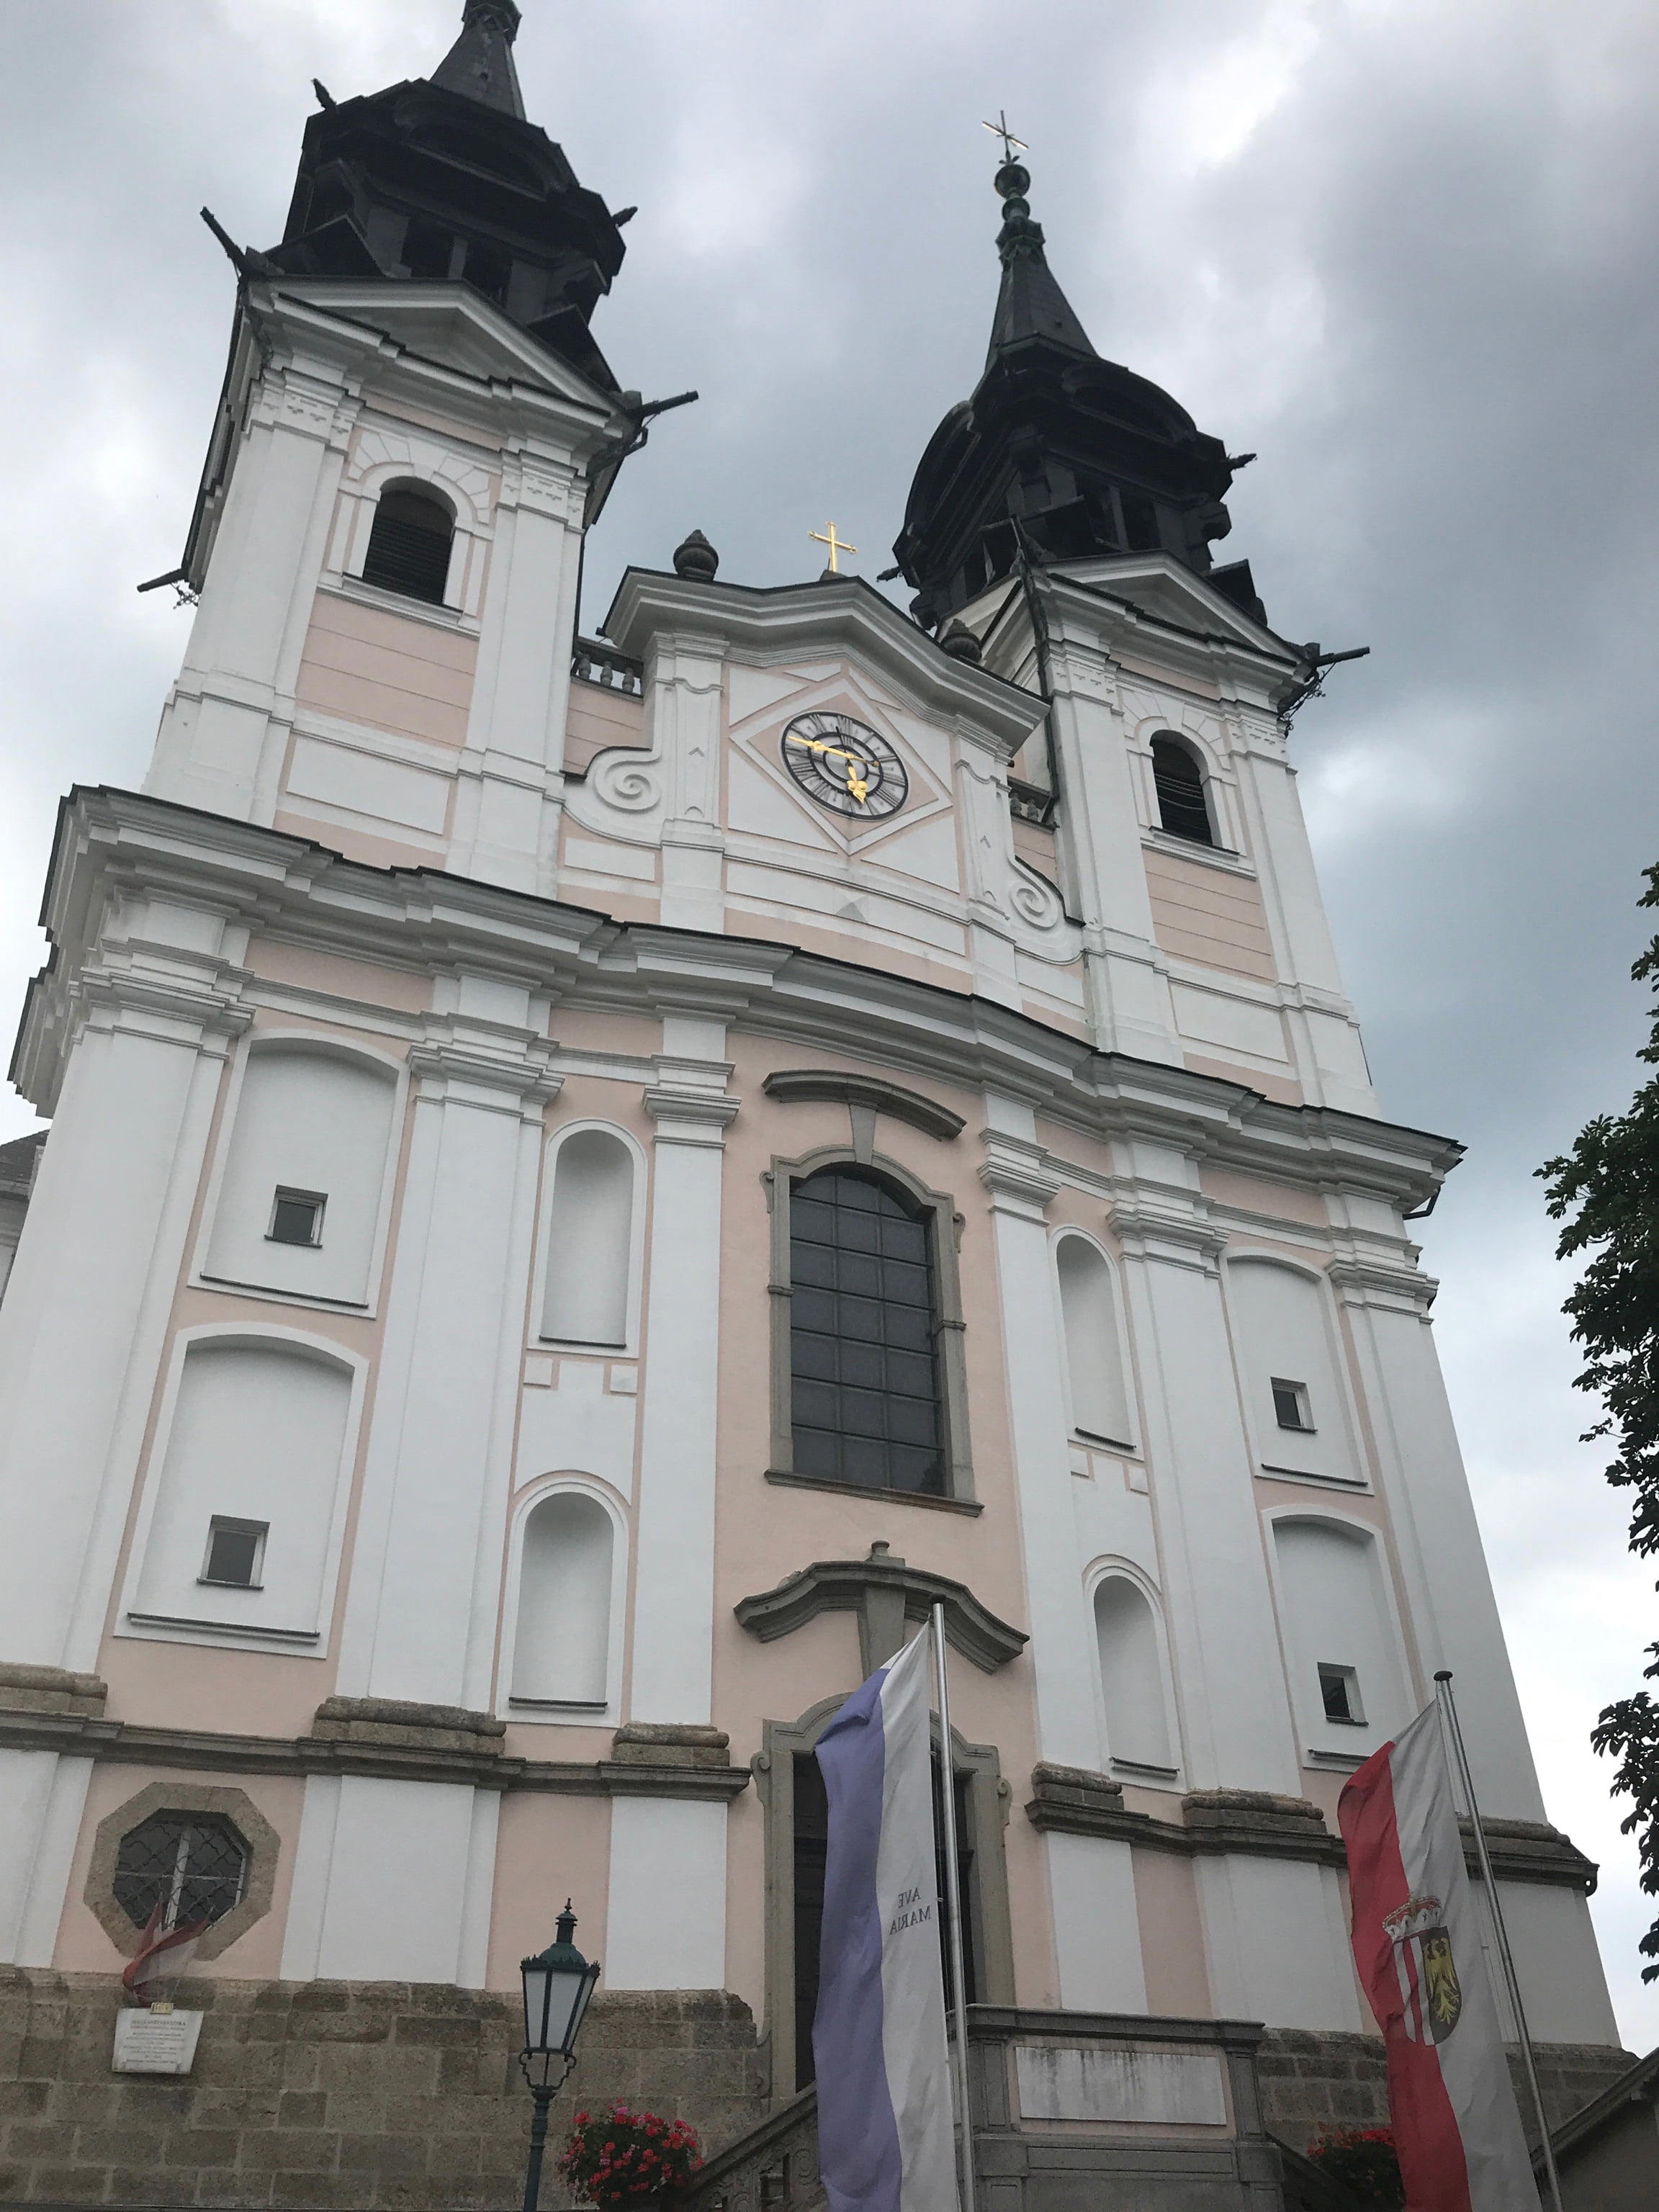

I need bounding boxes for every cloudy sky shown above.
[4,0,1658,2047]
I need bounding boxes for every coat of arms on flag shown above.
[1382,1892,1462,2044]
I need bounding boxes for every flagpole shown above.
[931,1602,978,2212]
[1433,1671,1564,2212]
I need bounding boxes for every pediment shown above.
[1055,553,1301,664]
[264,279,619,423]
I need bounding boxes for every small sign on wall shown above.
[113,2005,204,2075]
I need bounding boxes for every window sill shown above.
[197,1578,264,1593]
[322,573,477,634]
[764,1469,983,1516]
[1141,829,1256,878]
[1256,1462,1369,1491]
[1074,1429,1138,1455]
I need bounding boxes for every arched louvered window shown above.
[789,1168,944,1494]
[1151,734,1214,845]
[361,484,455,606]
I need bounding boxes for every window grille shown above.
[789,1169,944,1494]
[361,487,454,606]
[113,1812,248,1933]
[1151,735,1214,845]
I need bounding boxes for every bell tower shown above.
[144,0,645,894]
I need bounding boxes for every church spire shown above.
[431,0,526,119]
[985,156,1097,366]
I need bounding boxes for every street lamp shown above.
[518,1900,602,2212]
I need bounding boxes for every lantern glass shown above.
[520,1904,601,2059]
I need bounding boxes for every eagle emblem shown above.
[1383,1893,1462,2044]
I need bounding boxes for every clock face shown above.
[781,712,909,820]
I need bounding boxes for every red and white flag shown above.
[1339,1704,1537,2212]
[121,1904,207,2005]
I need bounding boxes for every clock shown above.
[781,712,909,819]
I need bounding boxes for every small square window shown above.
[201,1517,267,1590]
[1318,1662,1364,1725]
[1271,1377,1313,1432]
[268,1187,325,1247]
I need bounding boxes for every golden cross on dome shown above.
[810,521,858,574]
[983,111,1028,163]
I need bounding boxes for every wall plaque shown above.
[112,2006,204,2075]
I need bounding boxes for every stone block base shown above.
[1256,2028,1636,2152]
[0,1966,768,2209]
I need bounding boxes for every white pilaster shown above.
[981,1097,1148,2011]
[627,1020,738,1723]
[279,1773,500,1986]
[453,452,586,894]
[0,964,246,1671]
[336,994,557,1708]
[1043,635,1182,1064]
[0,1750,94,1967]
[603,1799,729,1990]
[148,361,356,824]
[1334,1257,1545,1817]
[1110,1166,1301,1794]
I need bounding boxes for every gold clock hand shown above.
[788,733,876,802]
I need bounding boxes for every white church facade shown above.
[0,4,1627,2204]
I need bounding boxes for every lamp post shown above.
[518,1900,602,2212]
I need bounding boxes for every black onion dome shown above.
[267,1,628,392]
[894,158,1263,629]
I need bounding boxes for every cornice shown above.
[602,569,1046,753]
[0,1706,750,1802]
[14,789,1467,1211]
[978,1131,1064,1215]
[1024,1768,1597,1891]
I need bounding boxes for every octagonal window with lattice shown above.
[112,1811,249,1933]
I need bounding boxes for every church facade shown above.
[0,4,1627,2205]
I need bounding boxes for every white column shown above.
[0,974,245,1671]
[336,997,557,1707]
[454,452,586,895]
[628,1021,739,1722]
[981,1100,1148,2011]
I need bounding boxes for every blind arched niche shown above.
[510,1489,615,1709]
[1055,1233,1133,1447]
[1094,1573,1174,1773]
[541,1128,635,1346]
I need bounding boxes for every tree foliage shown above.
[1539,860,1659,1980]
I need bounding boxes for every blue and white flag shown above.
[814,1627,958,2212]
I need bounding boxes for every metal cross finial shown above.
[982,111,1028,163]
[809,522,858,574]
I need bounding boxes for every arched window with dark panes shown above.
[361,484,455,606]
[789,1168,944,1494]
[1151,734,1215,845]
[113,1811,248,1933]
